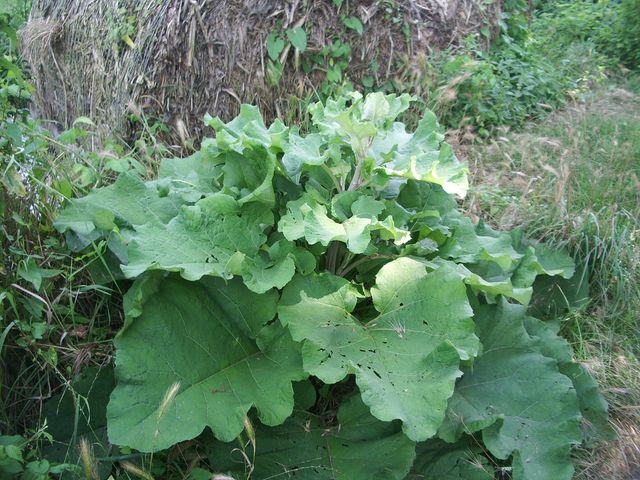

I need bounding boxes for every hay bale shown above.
[20,0,502,143]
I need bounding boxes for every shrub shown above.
[617,0,640,68]
[56,92,613,479]
[431,37,567,136]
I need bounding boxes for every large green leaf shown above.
[278,258,478,441]
[409,438,495,480]
[54,173,181,237]
[107,274,305,452]
[122,200,295,293]
[208,395,416,480]
[512,242,575,289]
[438,301,584,480]
[438,215,524,271]
[523,316,615,445]
[440,259,533,304]
[42,368,115,479]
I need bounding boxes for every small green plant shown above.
[107,6,138,50]
[56,91,613,479]
[0,432,79,479]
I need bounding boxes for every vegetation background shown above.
[1,0,639,478]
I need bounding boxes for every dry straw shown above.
[20,0,501,144]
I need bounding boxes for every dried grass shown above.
[19,0,502,143]
[577,351,640,480]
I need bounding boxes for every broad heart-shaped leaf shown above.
[286,26,307,52]
[278,258,478,441]
[207,395,415,480]
[121,200,296,293]
[54,173,181,238]
[522,316,615,445]
[438,301,583,480]
[107,273,305,452]
[409,438,494,480]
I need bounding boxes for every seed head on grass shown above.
[79,438,98,480]
[121,461,155,480]
[157,381,181,423]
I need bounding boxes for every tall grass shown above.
[464,85,640,478]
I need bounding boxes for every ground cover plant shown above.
[53,91,614,479]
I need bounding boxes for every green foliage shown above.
[207,395,416,479]
[430,39,567,136]
[57,92,612,478]
[439,301,610,479]
[534,0,640,70]
[278,259,478,442]
[0,433,78,479]
[108,274,303,452]
[465,76,640,479]
[616,0,640,68]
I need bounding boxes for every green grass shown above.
[464,84,640,479]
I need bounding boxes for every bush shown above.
[534,0,640,70]
[54,91,613,479]
[427,36,567,136]
[617,0,640,68]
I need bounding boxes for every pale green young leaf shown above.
[279,194,410,254]
[370,112,469,197]
[282,132,328,181]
